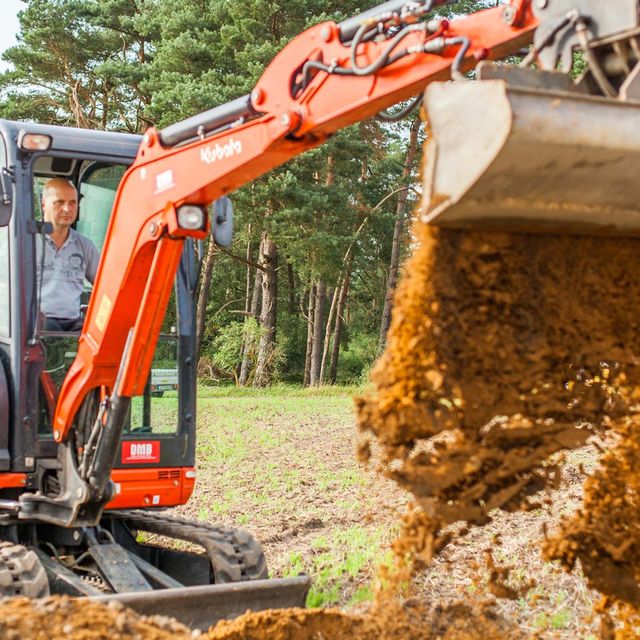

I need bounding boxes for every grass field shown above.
[174,384,405,609]
[168,385,603,637]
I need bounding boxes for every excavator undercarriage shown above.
[0,512,308,630]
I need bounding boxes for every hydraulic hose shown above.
[339,1,415,43]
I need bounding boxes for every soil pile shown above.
[205,600,523,640]
[356,225,640,573]
[0,594,524,640]
[0,596,192,640]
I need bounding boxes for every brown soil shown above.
[0,596,524,640]
[0,596,192,640]
[205,601,524,640]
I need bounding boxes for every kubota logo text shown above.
[201,138,243,165]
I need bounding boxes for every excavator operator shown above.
[37,178,99,332]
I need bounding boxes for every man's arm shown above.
[82,236,100,284]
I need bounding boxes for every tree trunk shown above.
[253,234,279,387]
[311,154,337,384]
[329,253,353,384]
[319,286,339,384]
[309,281,326,386]
[287,261,297,314]
[239,265,263,386]
[378,116,421,352]
[195,238,218,360]
[244,224,253,313]
[303,283,316,387]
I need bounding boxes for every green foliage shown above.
[210,318,262,384]
[207,317,289,385]
[335,332,378,384]
[0,0,155,129]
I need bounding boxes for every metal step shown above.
[421,74,640,236]
[89,575,311,631]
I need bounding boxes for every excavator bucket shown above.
[421,64,640,236]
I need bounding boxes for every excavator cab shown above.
[12,126,198,512]
[34,157,188,475]
[33,162,182,444]
[0,120,308,627]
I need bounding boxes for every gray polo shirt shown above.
[36,228,100,319]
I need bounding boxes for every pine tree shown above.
[0,0,155,130]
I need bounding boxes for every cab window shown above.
[36,161,180,437]
[76,164,127,252]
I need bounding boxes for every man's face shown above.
[42,182,78,230]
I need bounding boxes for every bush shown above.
[203,319,288,386]
[206,319,261,385]
[335,333,378,384]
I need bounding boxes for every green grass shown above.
[282,525,393,608]
[533,609,572,631]
[182,384,398,611]
[194,386,359,470]
[197,383,365,399]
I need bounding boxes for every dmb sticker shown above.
[122,441,160,464]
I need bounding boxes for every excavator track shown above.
[112,510,268,583]
[0,542,49,598]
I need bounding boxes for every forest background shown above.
[0,0,487,387]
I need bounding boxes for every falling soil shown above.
[355,224,640,614]
[543,414,640,609]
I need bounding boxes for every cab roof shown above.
[0,119,143,163]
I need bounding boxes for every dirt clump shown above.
[356,224,640,579]
[0,595,192,640]
[205,607,381,640]
[544,414,640,607]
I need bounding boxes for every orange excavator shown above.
[0,0,635,629]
